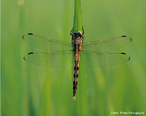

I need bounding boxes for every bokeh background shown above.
[2,0,146,116]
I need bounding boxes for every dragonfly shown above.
[22,29,132,100]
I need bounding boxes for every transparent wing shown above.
[22,33,73,52]
[23,50,73,67]
[82,35,132,52]
[81,50,130,68]
[23,50,130,68]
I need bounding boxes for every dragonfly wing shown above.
[81,50,130,68]
[23,50,73,68]
[82,35,132,52]
[22,33,73,52]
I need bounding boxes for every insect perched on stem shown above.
[23,29,132,100]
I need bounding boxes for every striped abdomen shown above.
[73,52,80,100]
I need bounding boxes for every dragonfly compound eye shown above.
[74,31,82,38]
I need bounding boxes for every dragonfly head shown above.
[72,30,82,40]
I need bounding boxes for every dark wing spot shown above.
[121,52,130,61]
[28,52,33,55]
[121,35,132,42]
[121,52,126,55]
[27,33,33,35]
[121,35,127,37]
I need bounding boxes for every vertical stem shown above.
[72,0,83,33]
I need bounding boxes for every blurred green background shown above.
[2,0,146,116]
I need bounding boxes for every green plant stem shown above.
[72,0,83,33]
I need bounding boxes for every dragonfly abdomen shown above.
[73,57,80,100]
[72,31,83,100]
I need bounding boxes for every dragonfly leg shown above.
[70,29,74,36]
[82,27,84,36]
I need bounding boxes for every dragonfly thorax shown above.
[74,37,82,45]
